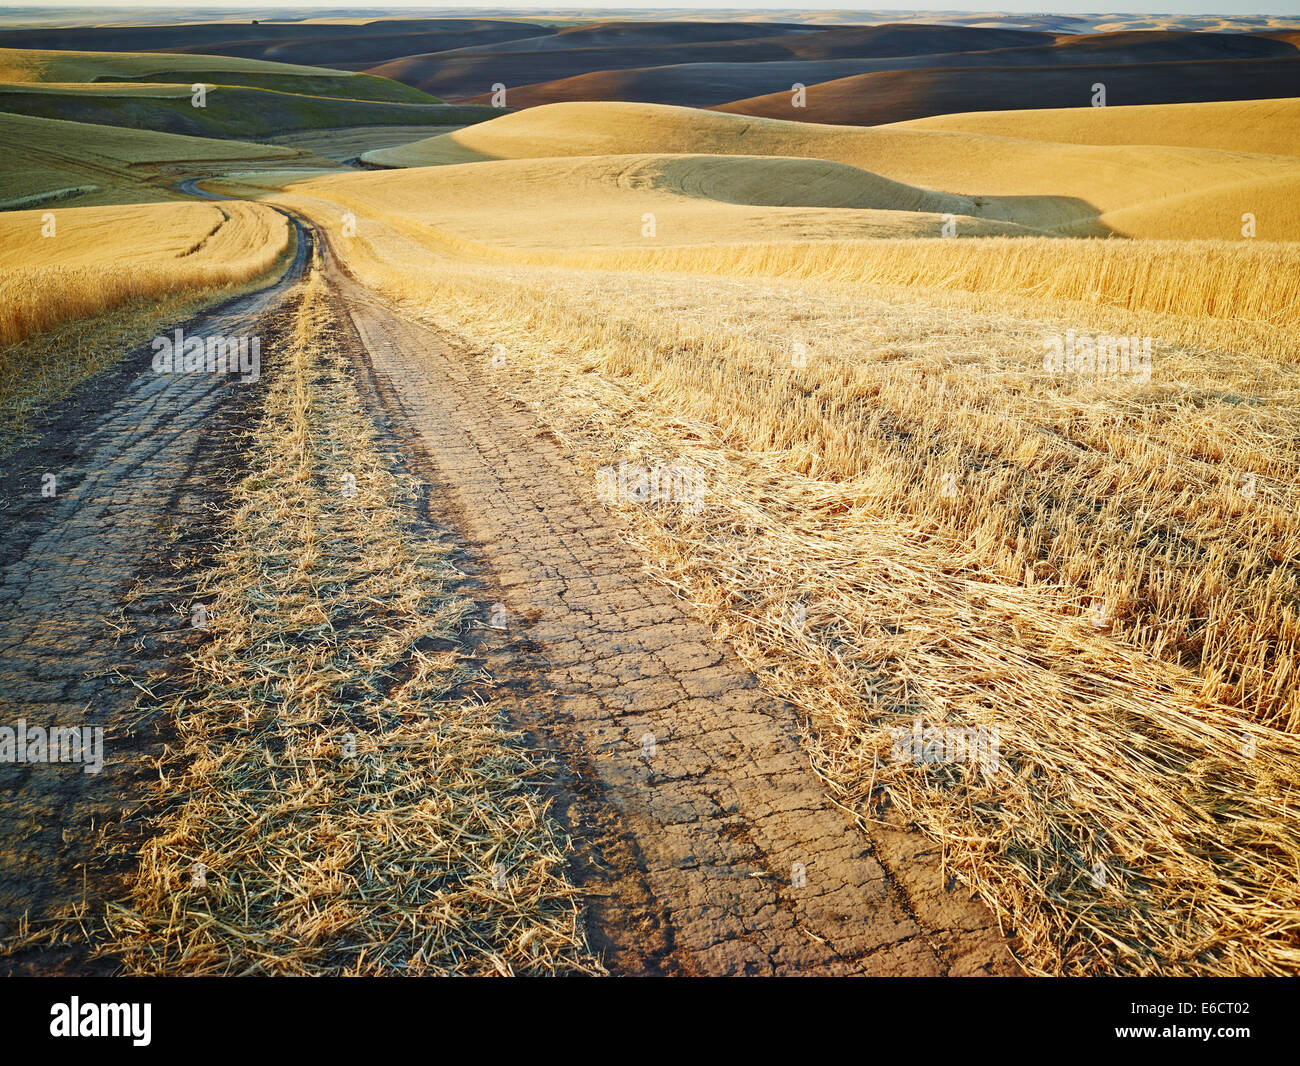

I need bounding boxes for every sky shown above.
[4,1,1299,14]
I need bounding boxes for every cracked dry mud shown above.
[324,242,1019,976]
[0,199,1019,975]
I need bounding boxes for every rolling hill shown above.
[468,29,1300,111]
[893,97,1300,158]
[0,45,504,143]
[0,81,496,141]
[359,100,1300,240]
[0,19,553,71]
[0,110,299,208]
[257,151,1039,255]
[715,55,1300,125]
[369,21,1056,100]
[0,46,437,102]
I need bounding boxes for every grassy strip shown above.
[105,267,600,975]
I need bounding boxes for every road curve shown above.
[1,172,1020,975]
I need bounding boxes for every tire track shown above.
[319,240,1021,976]
[0,220,311,971]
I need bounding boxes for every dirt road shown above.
[0,220,311,971]
[319,240,1019,975]
[2,182,1019,974]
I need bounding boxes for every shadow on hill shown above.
[455,32,1300,111]
[976,194,1114,236]
[715,56,1300,126]
[0,87,498,142]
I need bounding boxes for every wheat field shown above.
[0,200,290,348]
[365,100,1300,240]
[234,89,1300,972]
[0,199,290,443]
[364,99,1300,239]
[894,97,1300,157]
[229,147,1300,361]
[0,110,299,207]
[5,31,1299,976]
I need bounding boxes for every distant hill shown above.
[714,55,1300,126]
[0,19,552,71]
[0,46,440,103]
[0,46,507,142]
[0,109,297,208]
[456,29,1300,113]
[371,22,1055,99]
[0,81,497,142]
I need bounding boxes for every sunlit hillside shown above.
[363,100,1300,239]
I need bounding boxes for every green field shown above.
[0,110,301,207]
[0,47,438,102]
[0,82,498,141]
